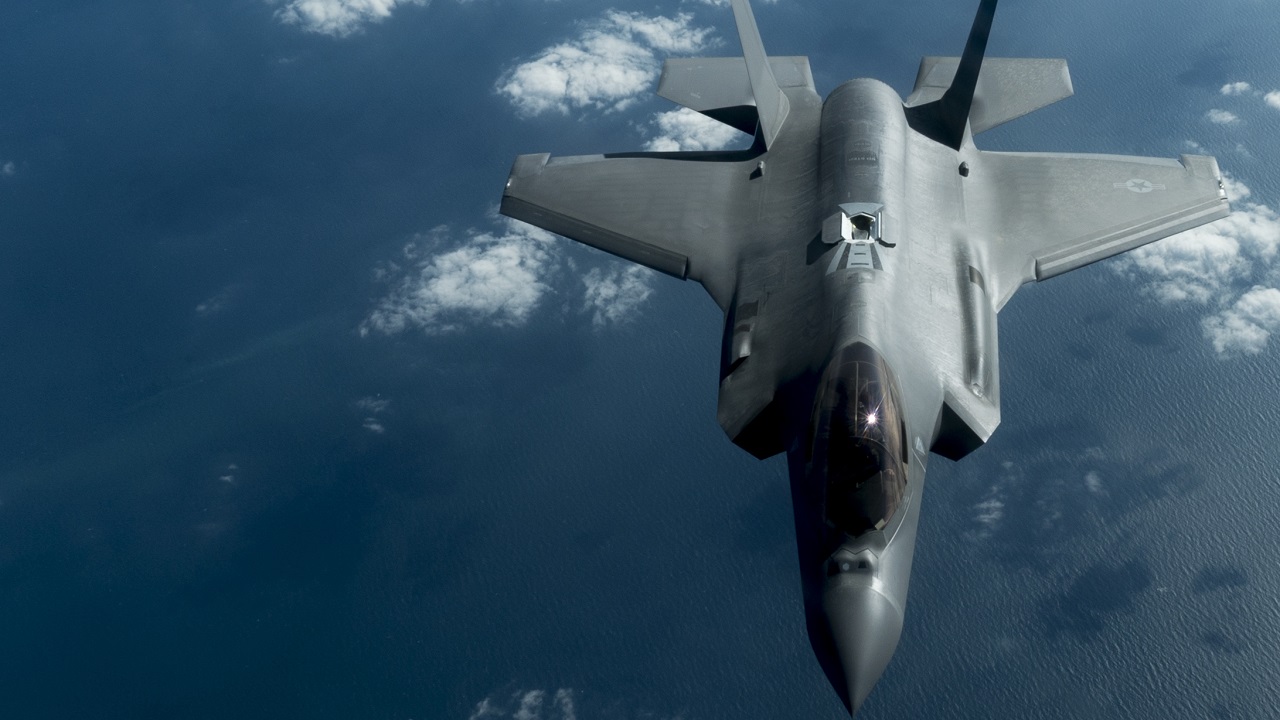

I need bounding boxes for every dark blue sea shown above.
[1,1,1278,718]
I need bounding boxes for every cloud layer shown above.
[1115,176,1280,356]
[1205,108,1240,125]
[363,220,655,336]
[362,221,558,336]
[582,265,653,327]
[643,108,745,151]
[470,688,577,720]
[1213,79,1280,117]
[496,12,714,116]
[275,0,428,37]
[1202,286,1280,355]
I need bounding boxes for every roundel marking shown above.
[1113,178,1167,193]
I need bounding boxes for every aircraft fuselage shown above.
[781,78,933,712]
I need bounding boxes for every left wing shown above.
[967,151,1229,309]
[501,151,762,309]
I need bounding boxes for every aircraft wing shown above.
[501,151,759,309]
[970,151,1229,309]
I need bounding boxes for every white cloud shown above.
[195,285,238,317]
[364,219,660,335]
[469,697,503,720]
[275,0,427,37]
[1223,174,1252,203]
[971,473,1012,537]
[513,690,545,720]
[1121,228,1251,304]
[1202,286,1280,355]
[974,496,1004,528]
[496,12,714,117]
[1206,108,1240,125]
[582,265,654,327]
[643,108,744,151]
[357,396,390,433]
[1115,175,1280,355]
[1213,83,1280,114]
[466,689,582,720]
[604,12,713,53]
[1,161,14,177]
[1084,471,1104,495]
[356,396,390,413]
[553,689,576,720]
[362,220,558,336]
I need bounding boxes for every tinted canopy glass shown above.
[808,343,907,538]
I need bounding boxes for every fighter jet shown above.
[500,0,1229,714]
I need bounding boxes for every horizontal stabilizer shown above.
[657,56,815,135]
[905,57,1074,135]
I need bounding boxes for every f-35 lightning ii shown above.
[500,0,1229,714]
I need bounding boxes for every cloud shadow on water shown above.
[1175,46,1233,89]
[1125,322,1175,350]
[1039,559,1154,639]
[964,433,1204,572]
[1064,340,1097,362]
[1199,629,1245,655]
[1192,565,1250,594]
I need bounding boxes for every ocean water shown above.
[1,1,1278,719]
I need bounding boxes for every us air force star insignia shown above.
[1113,178,1167,193]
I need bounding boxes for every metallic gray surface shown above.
[729,0,789,149]
[823,584,903,713]
[499,0,1229,714]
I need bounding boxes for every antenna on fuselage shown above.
[730,0,790,149]
[906,0,999,150]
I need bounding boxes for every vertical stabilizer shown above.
[906,0,998,149]
[731,0,790,149]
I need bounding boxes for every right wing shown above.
[968,151,1229,309]
[500,151,762,309]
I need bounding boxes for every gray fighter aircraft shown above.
[500,0,1230,714]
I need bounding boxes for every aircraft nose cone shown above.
[822,584,904,715]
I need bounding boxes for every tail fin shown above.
[906,0,998,149]
[730,0,789,149]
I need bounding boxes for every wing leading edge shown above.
[967,151,1230,309]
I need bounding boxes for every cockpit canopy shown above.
[807,343,908,539]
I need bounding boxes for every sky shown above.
[2,1,1280,719]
